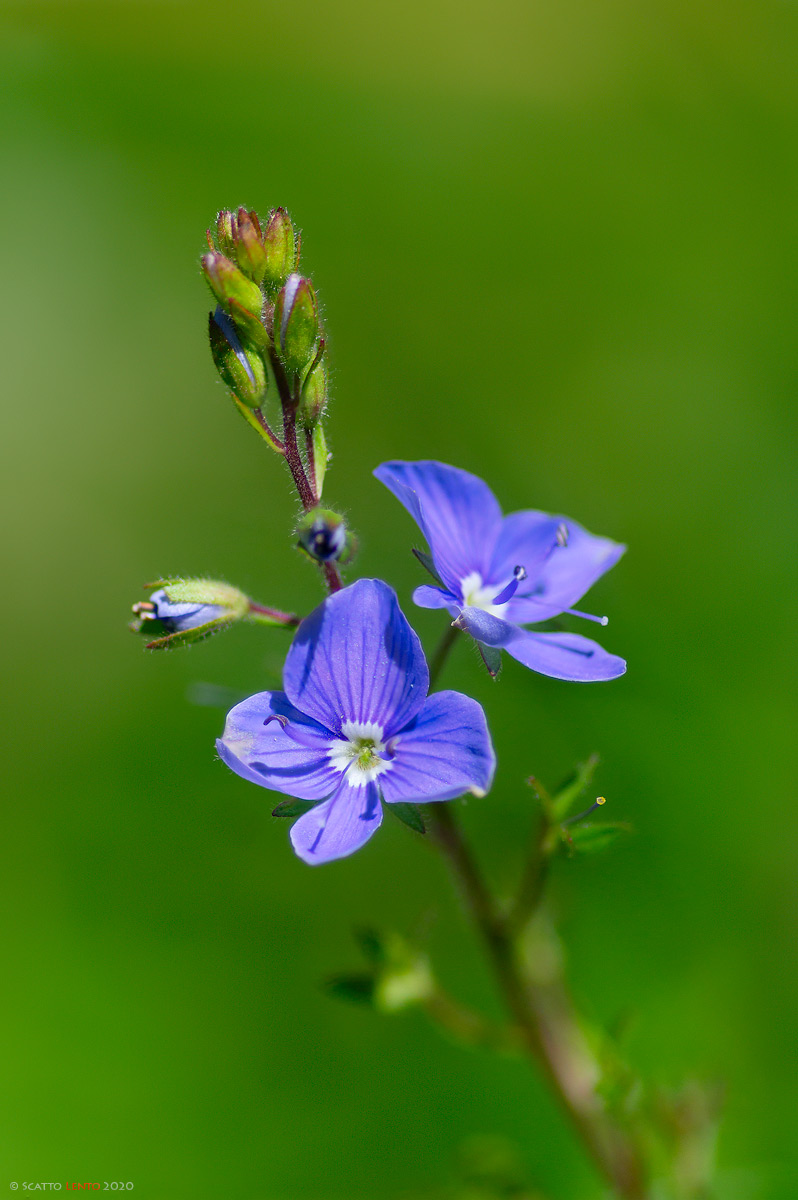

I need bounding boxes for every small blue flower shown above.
[217,578,495,865]
[374,461,626,682]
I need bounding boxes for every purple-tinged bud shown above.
[130,579,250,650]
[274,274,319,373]
[216,209,237,259]
[201,251,263,319]
[261,207,297,291]
[233,207,269,285]
[297,507,347,563]
[208,308,267,407]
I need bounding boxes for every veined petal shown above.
[503,629,626,681]
[290,780,383,864]
[520,518,625,618]
[217,690,339,800]
[412,584,459,610]
[283,579,428,738]
[488,512,566,585]
[374,461,502,595]
[380,691,495,804]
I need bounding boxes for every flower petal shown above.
[374,461,503,594]
[216,690,339,800]
[502,630,627,681]
[412,584,459,610]
[380,691,496,804]
[457,608,625,681]
[289,780,383,864]
[510,518,625,622]
[488,512,566,585]
[283,578,428,737]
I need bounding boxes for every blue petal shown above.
[289,780,383,864]
[216,691,340,800]
[508,518,625,623]
[488,512,566,585]
[374,461,503,596]
[283,579,429,737]
[412,584,459,610]
[380,691,495,804]
[149,589,227,632]
[457,609,625,681]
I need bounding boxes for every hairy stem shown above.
[425,628,648,1198]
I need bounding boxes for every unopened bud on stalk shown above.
[208,308,267,407]
[233,207,269,284]
[215,209,236,259]
[299,354,328,428]
[201,251,263,320]
[274,274,319,373]
[261,207,298,291]
[130,579,249,650]
[297,508,348,563]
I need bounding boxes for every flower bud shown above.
[215,209,237,259]
[261,207,297,291]
[274,274,319,373]
[296,508,347,563]
[208,308,267,407]
[130,579,249,650]
[233,207,269,284]
[299,355,328,428]
[201,251,263,319]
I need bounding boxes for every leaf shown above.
[271,797,319,819]
[478,642,502,678]
[387,802,426,834]
[324,972,376,1005]
[552,754,600,821]
[561,821,630,855]
[412,546,444,586]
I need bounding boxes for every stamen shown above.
[491,565,528,606]
[564,607,609,626]
[564,796,607,825]
[132,601,156,618]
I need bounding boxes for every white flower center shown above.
[327,720,393,788]
[459,571,510,618]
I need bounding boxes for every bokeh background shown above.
[1,1,796,1196]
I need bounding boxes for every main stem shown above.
[270,353,342,594]
[426,629,648,1199]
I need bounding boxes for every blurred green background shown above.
[1,1,796,1196]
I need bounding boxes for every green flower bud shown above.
[274,274,319,373]
[130,578,249,650]
[299,354,328,428]
[208,308,267,407]
[215,209,236,259]
[201,251,263,319]
[261,207,297,291]
[233,207,269,285]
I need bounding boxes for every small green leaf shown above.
[387,802,426,834]
[312,423,329,496]
[324,972,376,1005]
[561,821,630,855]
[412,547,444,586]
[271,797,318,819]
[478,642,502,678]
[552,754,600,820]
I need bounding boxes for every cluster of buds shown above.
[201,205,331,503]
[130,578,299,650]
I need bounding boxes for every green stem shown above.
[425,630,649,1199]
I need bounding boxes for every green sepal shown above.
[224,297,271,352]
[275,275,319,373]
[311,423,329,497]
[271,798,319,819]
[261,207,297,292]
[232,398,284,453]
[412,547,444,586]
[144,616,234,651]
[387,802,426,835]
[233,207,268,284]
[324,973,376,1005]
[552,754,600,821]
[152,578,249,616]
[299,350,327,427]
[478,643,502,678]
[215,210,236,259]
[208,312,267,407]
[561,821,630,856]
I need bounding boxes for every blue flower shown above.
[217,578,495,864]
[374,461,626,682]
